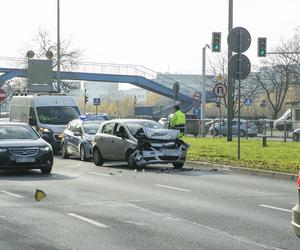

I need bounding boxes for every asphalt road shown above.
[0,157,298,250]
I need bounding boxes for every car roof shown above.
[0,122,29,126]
[104,119,157,123]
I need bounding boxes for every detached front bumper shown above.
[131,140,189,167]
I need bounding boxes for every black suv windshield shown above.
[0,126,39,140]
[37,106,80,125]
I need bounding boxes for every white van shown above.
[274,109,292,131]
[10,94,80,153]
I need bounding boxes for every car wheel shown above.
[41,166,52,175]
[126,150,138,169]
[213,129,219,136]
[293,133,299,141]
[93,148,104,166]
[80,145,87,161]
[240,130,246,137]
[173,162,184,169]
[61,143,69,159]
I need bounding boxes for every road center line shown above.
[1,190,24,199]
[67,213,109,228]
[155,184,191,192]
[259,204,292,213]
[88,172,111,177]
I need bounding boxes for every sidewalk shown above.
[187,160,298,181]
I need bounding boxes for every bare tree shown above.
[253,29,300,119]
[208,51,260,115]
[3,29,83,95]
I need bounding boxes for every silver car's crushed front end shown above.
[131,138,189,167]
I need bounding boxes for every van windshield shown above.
[37,106,80,125]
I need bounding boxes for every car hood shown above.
[141,127,179,141]
[0,138,50,147]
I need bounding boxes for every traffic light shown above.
[212,32,221,52]
[215,100,221,108]
[258,37,267,57]
[84,95,89,103]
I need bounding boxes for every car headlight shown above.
[40,146,51,151]
[39,127,52,133]
[0,148,7,153]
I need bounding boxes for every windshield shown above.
[37,106,80,125]
[83,121,103,134]
[125,120,164,135]
[0,125,39,140]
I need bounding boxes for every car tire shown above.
[41,166,52,175]
[293,133,299,141]
[213,129,219,136]
[80,145,87,161]
[126,150,138,169]
[61,143,69,159]
[93,148,104,166]
[173,162,184,169]
[240,130,246,137]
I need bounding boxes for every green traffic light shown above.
[259,49,265,56]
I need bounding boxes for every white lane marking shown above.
[155,184,191,192]
[1,190,24,199]
[67,213,109,228]
[88,171,111,177]
[259,204,292,213]
[127,203,282,250]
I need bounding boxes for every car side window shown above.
[68,121,77,132]
[75,123,83,134]
[114,123,129,139]
[102,123,114,134]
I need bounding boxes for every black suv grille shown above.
[9,148,38,156]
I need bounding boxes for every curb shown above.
[186,160,298,181]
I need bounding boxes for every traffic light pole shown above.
[201,44,210,137]
[227,0,234,142]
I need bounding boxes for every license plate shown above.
[16,157,35,163]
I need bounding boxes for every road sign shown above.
[260,99,267,108]
[0,89,6,102]
[214,74,224,83]
[244,98,252,107]
[93,98,101,106]
[227,27,251,53]
[213,83,227,98]
[228,54,251,80]
[192,108,201,119]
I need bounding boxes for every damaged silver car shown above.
[92,119,189,169]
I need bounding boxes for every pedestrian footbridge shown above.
[0,57,198,115]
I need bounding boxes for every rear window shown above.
[83,121,103,134]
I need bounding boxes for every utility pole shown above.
[201,44,210,137]
[227,0,233,141]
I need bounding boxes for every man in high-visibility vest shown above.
[170,105,186,138]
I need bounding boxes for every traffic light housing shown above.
[258,37,267,57]
[212,32,221,52]
[215,100,221,108]
[85,95,89,103]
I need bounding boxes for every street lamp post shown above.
[201,44,210,137]
[57,0,61,92]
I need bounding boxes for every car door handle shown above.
[111,140,114,143]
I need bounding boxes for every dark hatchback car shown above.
[0,122,53,174]
[61,114,109,161]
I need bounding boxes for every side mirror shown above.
[73,131,82,137]
[29,117,36,126]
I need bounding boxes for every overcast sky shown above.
[0,0,299,74]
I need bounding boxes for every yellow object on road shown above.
[35,189,46,201]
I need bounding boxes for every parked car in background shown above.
[159,114,200,137]
[92,119,189,169]
[0,122,53,174]
[61,114,109,161]
[292,128,300,141]
[274,109,292,131]
[291,171,300,237]
[209,119,258,137]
